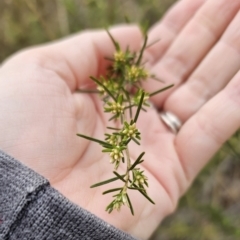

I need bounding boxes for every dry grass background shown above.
[1,1,240,239]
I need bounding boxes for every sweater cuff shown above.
[0,150,137,240]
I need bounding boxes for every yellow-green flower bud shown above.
[114,51,126,62]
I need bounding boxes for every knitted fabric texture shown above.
[0,150,137,240]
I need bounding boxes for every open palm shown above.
[1,0,240,239]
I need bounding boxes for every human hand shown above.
[0,0,240,239]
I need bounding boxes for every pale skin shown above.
[1,0,240,239]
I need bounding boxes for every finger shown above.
[176,70,240,182]
[147,0,206,63]
[4,25,142,91]
[146,0,240,107]
[165,9,240,122]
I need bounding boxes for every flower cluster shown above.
[96,77,119,96]
[121,122,141,143]
[126,65,148,82]
[132,168,148,191]
[106,191,128,213]
[105,133,119,145]
[113,50,134,71]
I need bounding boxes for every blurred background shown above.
[1,1,240,239]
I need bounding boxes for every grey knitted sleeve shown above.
[0,150,137,240]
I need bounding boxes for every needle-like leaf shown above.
[150,84,174,97]
[107,126,121,131]
[129,187,155,204]
[76,133,112,148]
[108,114,118,121]
[91,175,125,188]
[106,29,120,51]
[138,189,155,204]
[126,194,134,215]
[134,91,145,122]
[131,137,140,145]
[146,38,160,49]
[129,152,145,171]
[150,75,164,83]
[113,171,126,183]
[90,76,117,102]
[102,188,122,195]
[136,35,148,65]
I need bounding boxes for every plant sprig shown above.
[77,30,173,215]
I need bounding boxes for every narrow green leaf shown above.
[135,134,141,140]
[90,76,117,102]
[77,133,112,148]
[129,186,155,204]
[119,146,127,151]
[102,143,114,149]
[131,137,140,145]
[102,188,122,195]
[124,138,131,145]
[128,187,144,191]
[107,126,121,131]
[124,104,136,110]
[143,101,150,107]
[113,171,126,183]
[150,84,174,97]
[128,178,155,204]
[126,194,134,215]
[108,114,118,121]
[102,149,113,153]
[150,75,164,83]
[134,91,145,122]
[146,38,160,49]
[138,189,155,204]
[90,175,125,188]
[112,132,120,136]
[106,29,120,51]
[129,152,145,171]
[136,35,148,65]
